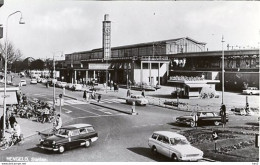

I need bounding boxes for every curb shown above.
[90,102,132,115]
[64,94,78,100]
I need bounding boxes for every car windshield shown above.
[170,137,190,145]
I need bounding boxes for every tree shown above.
[0,40,23,70]
[30,59,45,70]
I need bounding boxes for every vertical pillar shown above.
[149,62,152,85]
[94,70,96,80]
[86,71,88,83]
[74,70,77,84]
[158,62,160,85]
[166,62,169,76]
[141,61,143,85]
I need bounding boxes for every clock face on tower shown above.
[105,28,110,36]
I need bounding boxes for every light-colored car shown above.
[20,80,27,86]
[66,83,74,89]
[242,87,260,95]
[41,78,47,84]
[55,81,61,87]
[72,84,83,91]
[30,78,37,84]
[126,95,148,106]
[148,131,203,161]
[59,82,67,88]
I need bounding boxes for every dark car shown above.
[37,124,98,153]
[176,111,229,127]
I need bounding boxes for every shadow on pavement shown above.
[27,147,54,155]
[146,94,173,99]
[127,147,170,162]
[245,122,259,127]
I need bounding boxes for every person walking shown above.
[54,114,62,131]
[127,89,131,97]
[97,94,101,102]
[83,90,87,100]
[9,113,17,129]
[141,89,145,97]
[220,104,226,128]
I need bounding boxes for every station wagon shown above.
[37,123,98,153]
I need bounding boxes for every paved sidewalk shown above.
[15,112,72,139]
[63,85,259,113]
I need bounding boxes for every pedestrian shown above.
[13,121,21,140]
[97,94,101,102]
[220,104,226,127]
[245,103,250,113]
[86,91,90,102]
[113,82,117,92]
[141,89,145,97]
[83,90,87,100]
[54,114,62,131]
[92,90,96,99]
[127,89,131,97]
[110,80,113,90]
[9,113,17,129]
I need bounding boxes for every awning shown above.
[185,83,210,88]
[0,91,18,105]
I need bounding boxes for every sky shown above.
[0,0,260,60]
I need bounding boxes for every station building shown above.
[57,37,206,86]
[56,37,259,92]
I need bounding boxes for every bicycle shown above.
[0,133,24,151]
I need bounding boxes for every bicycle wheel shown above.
[0,140,9,150]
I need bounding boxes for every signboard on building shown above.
[89,63,110,70]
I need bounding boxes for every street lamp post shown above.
[52,51,63,111]
[2,11,24,138]
[221,35,225,104]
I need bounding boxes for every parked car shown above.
[41,78,47,84]
[30,78,37,84]
[37,123,98,153]
[59,82,67,88]
[176,111,229,127]
[148,131,203,161]
[37,77,42,83]
[126,94,148,106]
[231,108,255,116]
[55,81,61,87]
[20,80,27,86]
[72,84,83,91]
[66,83,74,90]
[242,87,260,95]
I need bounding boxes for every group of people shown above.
[83,90,99,102]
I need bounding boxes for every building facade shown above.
[56,37,206,86]
[56,37,259,92]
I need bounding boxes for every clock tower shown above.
[102,14,111,60]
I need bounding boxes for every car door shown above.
[67,129,81,148]
[160,136,171,157]
[156,135,164,154]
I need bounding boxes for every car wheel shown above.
[190,120,195,127]
[214,121,220,126]
[85,140,91,148]
[250,92,253,95]
[58,145,65,153]
[151,146,157,154]
[171,153,179,162]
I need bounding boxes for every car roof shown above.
[153,131,185,138]
[61,124,93,130]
